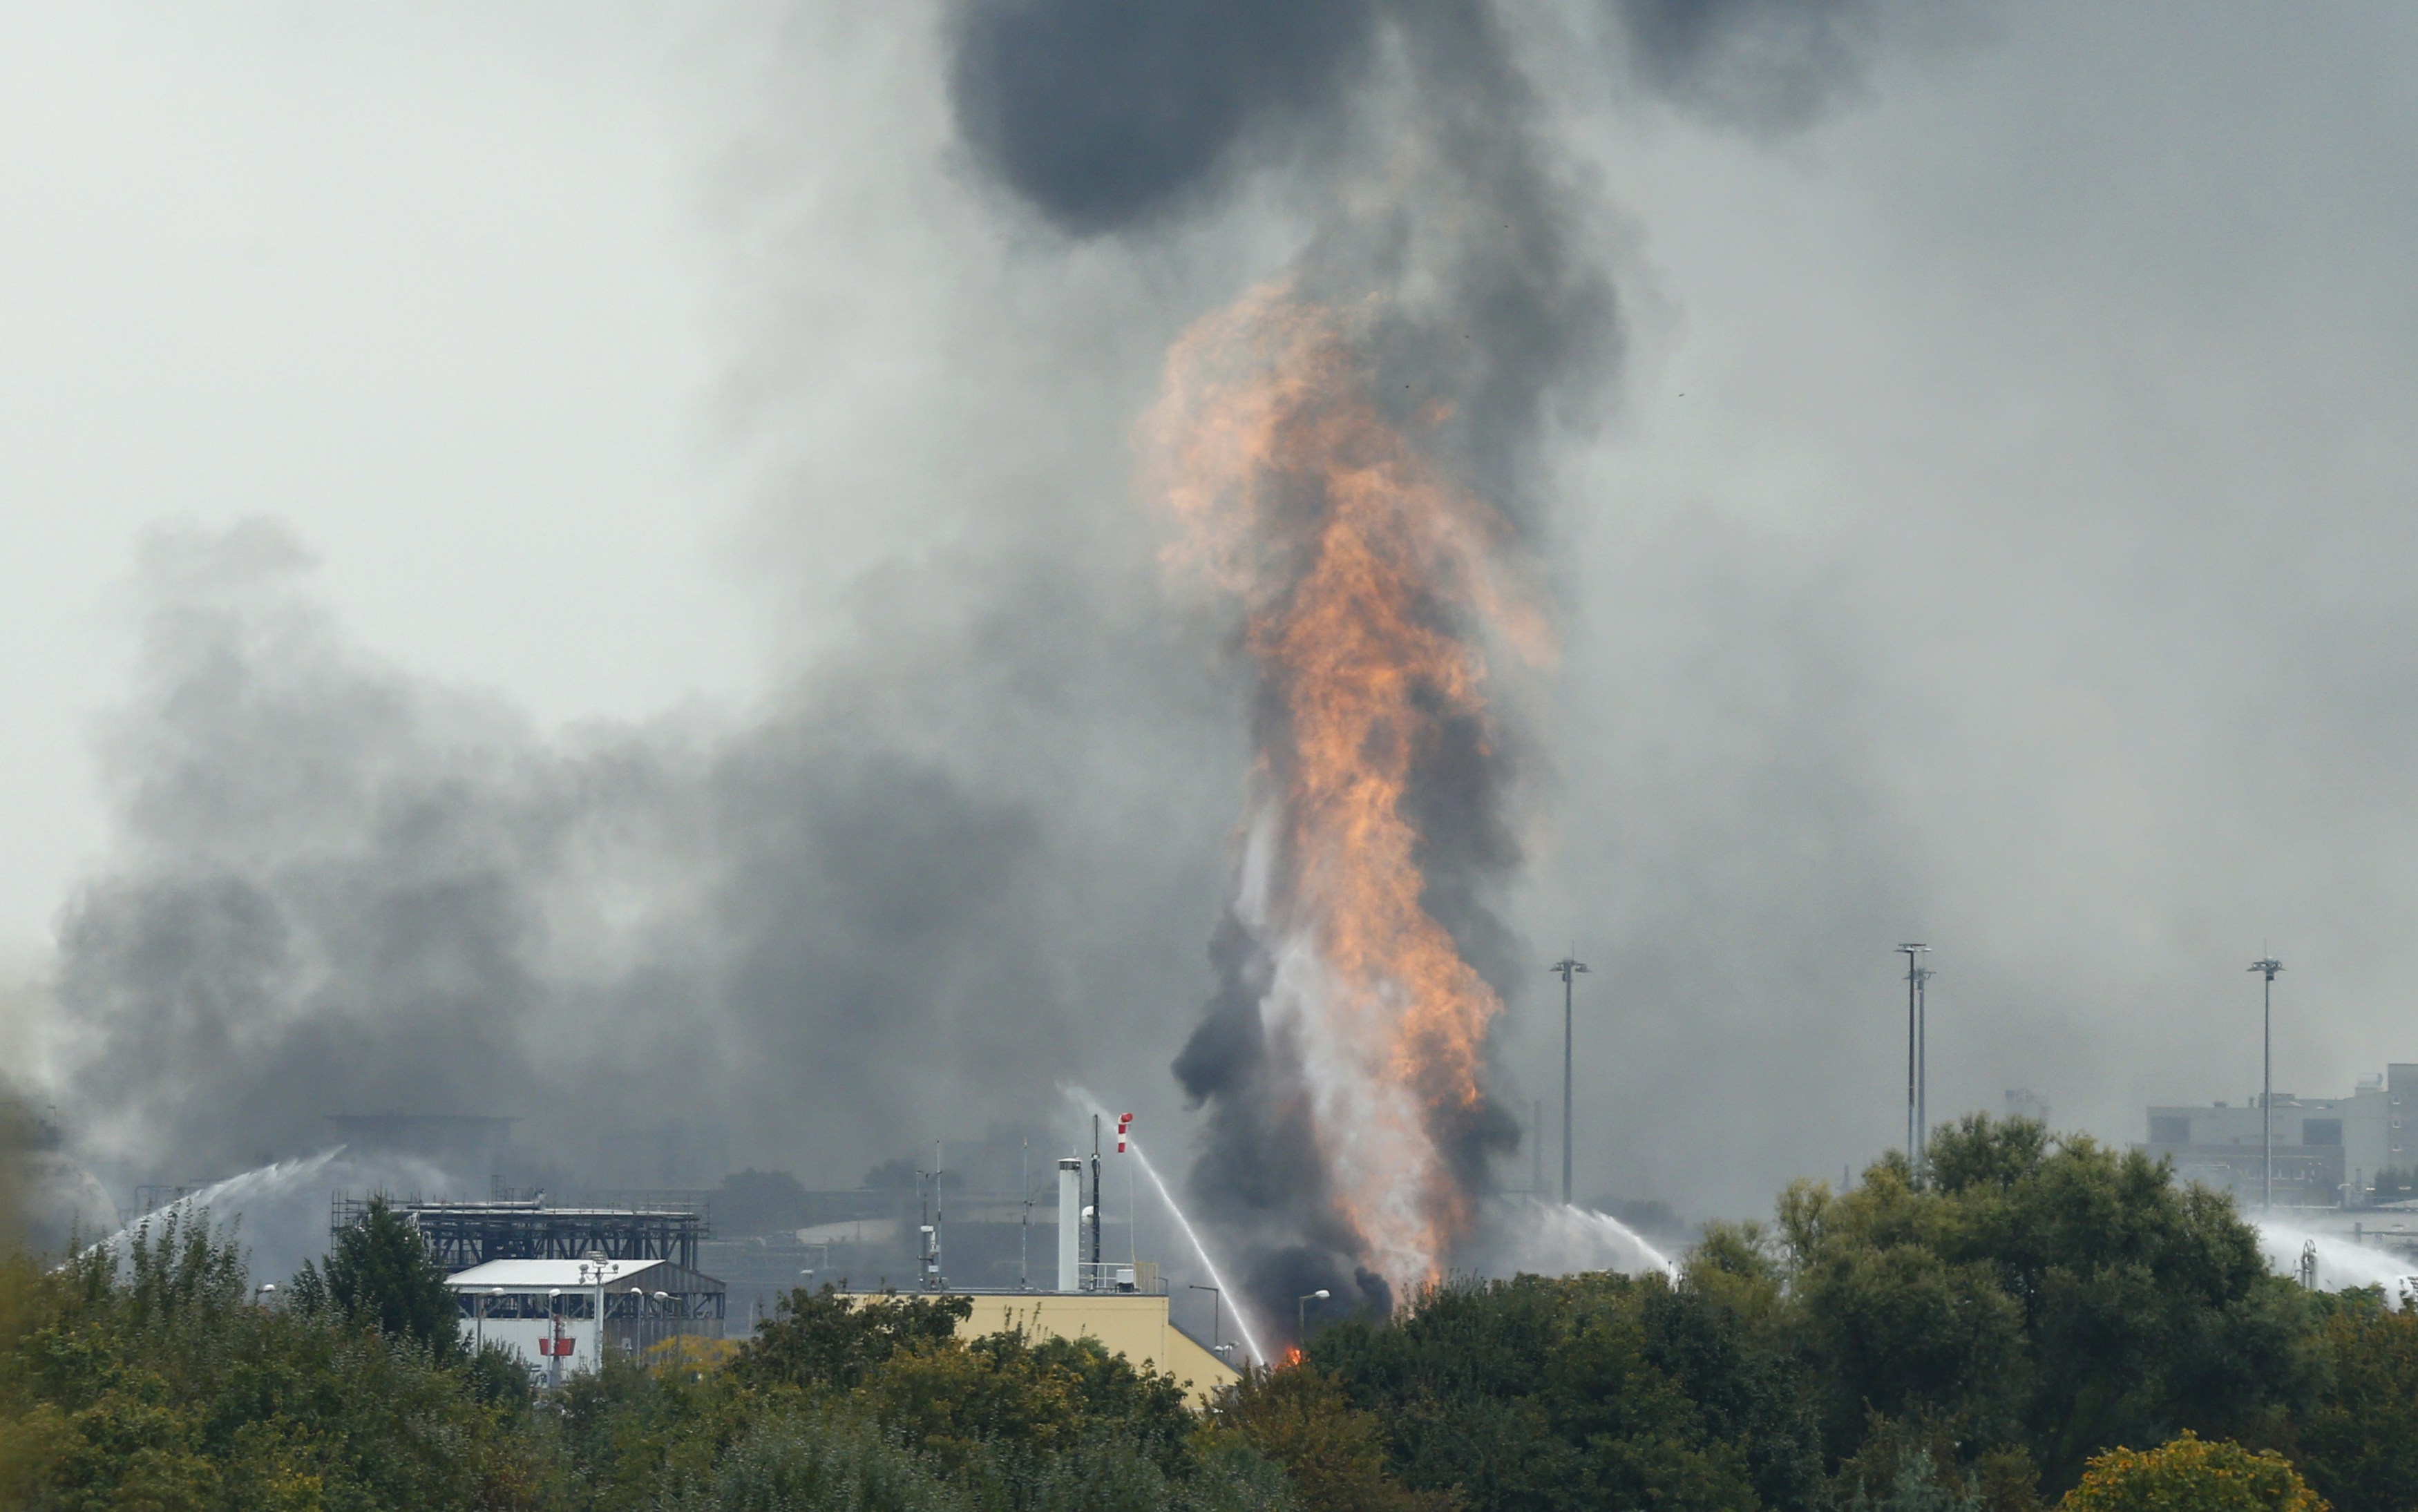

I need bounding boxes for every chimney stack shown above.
[1056,1158,1082,1292]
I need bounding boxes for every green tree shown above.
[296,1195,460,1360]
[2293,1290,2418,1512]
[2,1210,551,1510]
[1210,1363,1447,1512]
[671,1408,969,1512]
[1307,1270,1821,1511]
[2059,1432,2327,1511]
[1778,1118,2319,1493]
[854,1328,1197,1480]
[731,1284,972,1392]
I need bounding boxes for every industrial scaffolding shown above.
[331,1195,708,1271]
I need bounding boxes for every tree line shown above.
[3,1116,2414,1510]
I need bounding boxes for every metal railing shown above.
[1075,1261,1164,1294]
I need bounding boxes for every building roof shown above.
[445,1258,676,1291]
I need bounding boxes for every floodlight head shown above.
[2250,955,2284,980]
[1896,942,1930,955]
[1313,1289,1331,1300]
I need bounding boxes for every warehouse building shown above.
[2142,1062,2418,1208]
[446,1254,725,1385]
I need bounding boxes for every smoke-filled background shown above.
[8,1,2418,1310]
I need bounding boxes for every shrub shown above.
[2059,1432,2327,1511]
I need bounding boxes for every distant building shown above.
[2142,1064,2418,1209]
[334,1192,729,1386]
[448,1256,725,1386]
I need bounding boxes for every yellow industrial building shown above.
[850,1155,1242,1406]
[949,1290,1238,1405]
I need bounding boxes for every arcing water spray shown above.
[1064,1085,1270,1364]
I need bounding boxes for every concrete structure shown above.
[951,1291,1238,1406]
[2142,1064,2418,1209]
[446,1256,725,1385]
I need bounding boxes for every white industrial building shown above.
[2142,1062,2418,1209]
[446,1256,725,1384]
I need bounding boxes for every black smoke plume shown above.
[946,0,1903,1329]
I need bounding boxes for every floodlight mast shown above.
[1896,945,1930,1178]
[1550,955,1590,1206]
[2251,955,2285,1209]
[1915,959,1935,1179]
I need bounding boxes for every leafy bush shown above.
[666,1409,967,1512]
[2059,1431,2327,1511]
[732,1285,971,1392]
[2292,1290,2418,1512]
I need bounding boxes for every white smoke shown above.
[2254,1216,2418,1305]
[80,1145,460,1285]
[1472,1194,1679,1280]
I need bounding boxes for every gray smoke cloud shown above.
[1611,0,1889,131]
[948,0,1379,233]
[33,0,1912,1314]
[51,513,1244,1200]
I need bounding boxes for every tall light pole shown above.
[1550,955,1590,1206]
[2252,955,2284,1209]
[1897,944,1930,1177]
[1915,958,1935,1180]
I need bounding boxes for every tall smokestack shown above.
[1056,1157,1081,1292]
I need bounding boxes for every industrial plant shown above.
[2142,1064,2418,1218]
[292,1115,1239,1388]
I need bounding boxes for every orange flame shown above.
[1150,285,1543,1299]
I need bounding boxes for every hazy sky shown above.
[8,3,2418,1227]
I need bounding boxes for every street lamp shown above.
[1896,945,1930,1176]
[1189,1283,1223,1355]
[1297,1289,1331,1342]
[2252,955,2285,1209]
[477,1285,504,1354]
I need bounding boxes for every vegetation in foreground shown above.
[3,1118,2415,1511]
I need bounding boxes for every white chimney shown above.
[1057,1158,1083,1292]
